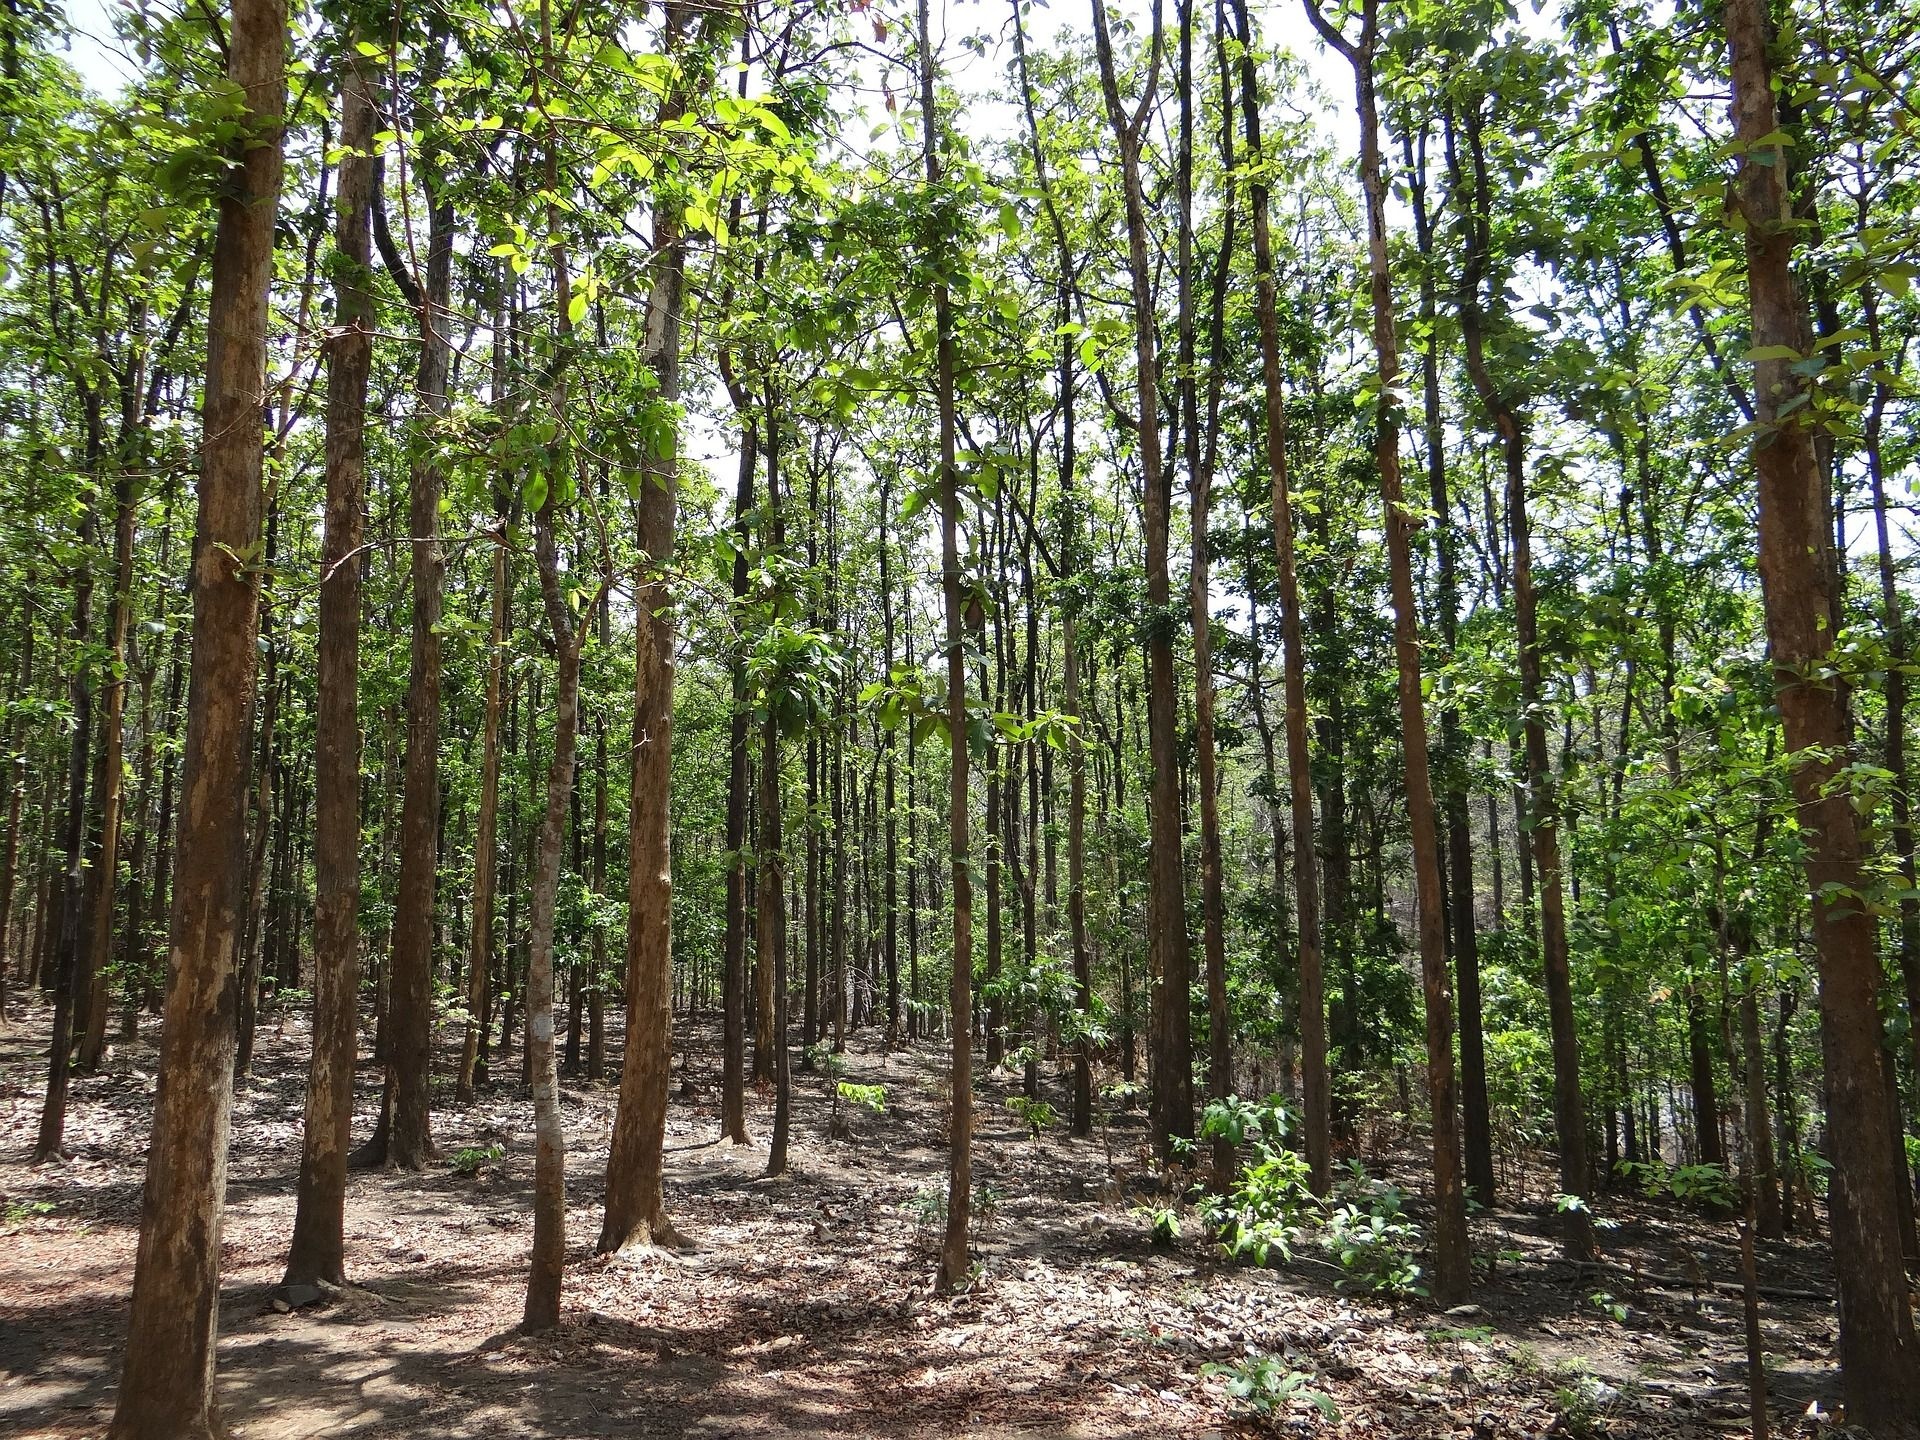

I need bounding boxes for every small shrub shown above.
[1587,1289,1629,1323]
[449,1143,504,1177]
[902,1185,947,1241]
[1005,1094,1056,1142]
[974,1181,1004,1231]
[1201,1353,1338,1421]
[1614,1158,1736,1210]
[1324,1188,1427,1297]
[1133,1203,1182,1246]
[838,1081,887,1114]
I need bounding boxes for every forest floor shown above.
[0,999,1851,1439]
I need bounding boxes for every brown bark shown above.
[1405,121,1493,1208]
[0,608,34,1007]
[914,0,974,1291]
[762,437,793,1175]
[1861,280,1920,1141]
[105,0,283,1426]
[1013,0,1090,1128]
[1232,0,1329,1194]
[370,128,454,1170]
[32,545,92,1161]
[234,532,279,1079]
[1304,0,1470,1304]
[598,3,701,1256]
[523,483,584,1332]
[1180,0,1232,1189]
[1446,103,1593,1256]
[284,48,374,1290]
[722,373,760,1113]
[1727,0,1920,1426]
[459,530,507,1102]
[880,470,901,1047]
[1091,0,1193,1167]
[77,449,139,1073]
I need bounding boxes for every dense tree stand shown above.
[0,0,1917,1433]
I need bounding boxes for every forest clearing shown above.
[1,1004,1853,1438]
[3,0,1920,1434]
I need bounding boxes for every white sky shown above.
[55,0,1355,145]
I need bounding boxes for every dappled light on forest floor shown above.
[2,1006,1845,1438]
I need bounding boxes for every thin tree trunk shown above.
[522,490,583,1332]
[372,130,454,1170]
[460,530,507,1101]
[915,0,973,1290]
[78,449,139,1073]
[723,371,760,1114]
[1407,121,1493,1208]
[284,48,374,1290]
[1091,0,1193,1167]
[33,491,97,1161]
[0,604,33,1004]
[1232,0,1329,1194]
[1305,0,1470,1304]
[762,434,792,1175]
[1181,0,1232,1188]
[1447,104,1592,1254]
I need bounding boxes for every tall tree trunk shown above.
[1861,281,1920,1146]
[1181,0,1233,1188]
[1406,122,1493,1207]
[723,373,760,1116]
[234,545,279,1080]
[1447,105,1592,1254]
[880,469,901,1047]
[762,435,793,1175]
[106,0,284,1426]
[77,449,139,1073]
[459,530,507,1101]
[372,130,454,1170]
[33,477,98,1161]
[1727,0,1920,1426]
[598,1,699,1255]
[284,48,374,1290]
[1091,0,1193,1167]
[522,492,583,1332]
[1232,0,1329,1194]
[1305,0,1470,1304]
[915,0,973,1291]
[0,603,33,1003]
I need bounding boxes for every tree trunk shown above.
[1727,0,1920,1425]
[77,450,140,1073]
[1092,0,1193,1167]
[915,0,973,1291]
[459,530,507,1101]
[1406,122,1493,1208]
[284,48,374,1290]
[1305,0,1470,1304]
[762,439,792,1174]
[598,2,697,1254]
[373,134,454,1170]
[723,382,759,1118]
[106,0,283,1426]
[1447,103,1592,1255]
[33,536,93,1162]
[522,494,583,1332]
[0,605,33,1003]
[1233,0,1329,1194]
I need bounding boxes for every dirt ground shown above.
[0,998,1852,1438]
